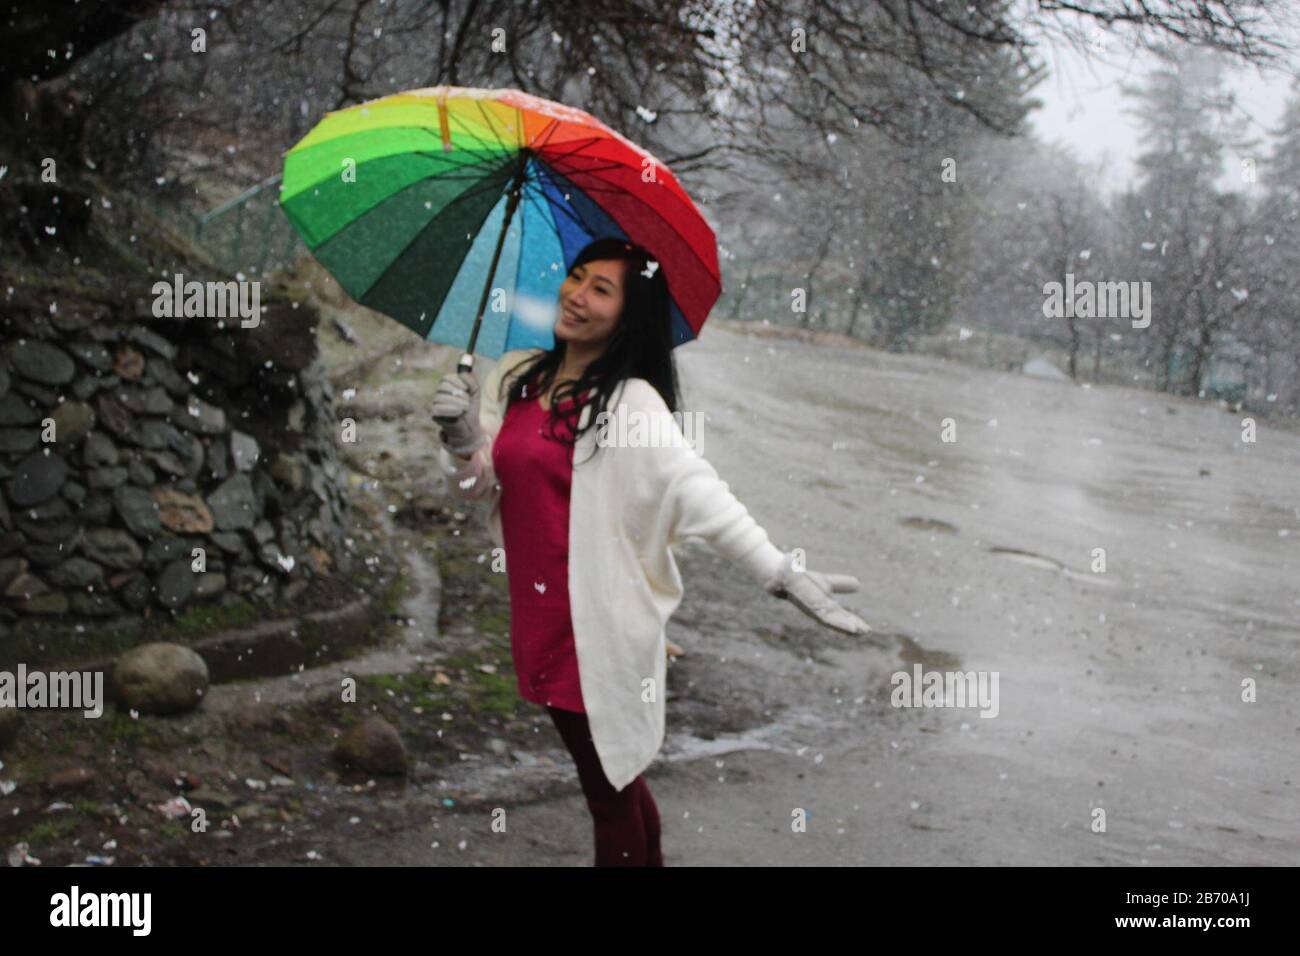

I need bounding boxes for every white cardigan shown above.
[438,348,787,791]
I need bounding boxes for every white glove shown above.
[764,551,871,636]
[431,369,486,457]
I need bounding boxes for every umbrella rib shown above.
[523,163,597,237]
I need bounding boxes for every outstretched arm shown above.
[627,381,870,636]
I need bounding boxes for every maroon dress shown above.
[491,385,586,713]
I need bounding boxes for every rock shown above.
[112,484,161,536]
[89,325,124,343]
[126,327,178,360]
[153,488,215,533]
[123,768,170,805]
[305,546,332,574]
[0,428,40,453]
[81,494,113,524]
[22,539,79,566]
[192,571,226,599]
[155,558,194,609]
[85,466,128,489]
[60,479,86,505]
[4,570,49,600]
[0,366,7,397]
[45,767,96,794]
[46,557,104,588]
[49,400,95,446]
[168,396,226,435]
[51,298,110,334]
[11,341,75,385]
[1022,356,1071,381]
[71,374,113,400]
[258,541,296,574]
[14,589,68,614]
[14,494,71,527]
[209,531,243,553]
[270,454,304,491]
[94,392,139,442]
[113,385,172,415]
[7,450,69,506]
[81,528,143,570]
[185,786,236,810]
[229,430,260,472]
[0,393,39,425]
[333,716,407,775]
[229,565,266,593]
[0,557,24,589]
[66,341,113,372]
[83,431,120,467]
[143,356,190,397]
[207,473,257,531]
[114,643,209,715]
[144,535,189,568]
[135,419,186,454]
[112,345,145,380]
[17,530,78,559]
[126,456,155,486]
[142,449,185,476]
[114,572,152,610]
[0,705,18,749]
[68,591,122,616]
[207,435,230,480]
[251,520,275,545]
[13,378,58,406]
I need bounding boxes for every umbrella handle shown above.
[457,353,475,376]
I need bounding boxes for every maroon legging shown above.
[547,706,664,866]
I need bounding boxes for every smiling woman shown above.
[429,235,869,868]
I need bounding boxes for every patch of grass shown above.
[0,597,265,671]
[20,815,81,847]
[378,570,410,625]
[97,708,172,749]
[357,672,446,712]
[136,598,264,643]
[439,649,518,718]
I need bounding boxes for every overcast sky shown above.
[1028,27,1300,197]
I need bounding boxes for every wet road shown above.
[392,323,1300,866]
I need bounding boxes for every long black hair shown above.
[500,236,681,464]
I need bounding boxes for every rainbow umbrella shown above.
[279,86,721,374]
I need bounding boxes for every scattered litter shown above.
[156,796,192,819]
[8,843,41,867]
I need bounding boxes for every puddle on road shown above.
[892,633,961,669]
[988,546,1120,587]
[900,516,958,534]
[988,546,1064,571]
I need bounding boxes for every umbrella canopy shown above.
[280,86,721,360]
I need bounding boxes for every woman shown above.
[431,237,868,866]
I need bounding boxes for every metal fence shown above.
[140,172,306,279]
[191,174,305,279]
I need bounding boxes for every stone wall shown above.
[0,178,352,636]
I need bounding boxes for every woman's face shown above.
[556,258,625,348]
